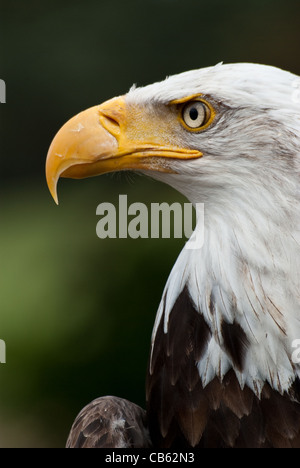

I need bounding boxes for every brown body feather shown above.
[66,288,300,448]
[66,396,152,448]
[146,287,300,448]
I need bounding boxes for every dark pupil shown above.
[189,107,199,121]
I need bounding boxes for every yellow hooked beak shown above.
[46,96,202,204]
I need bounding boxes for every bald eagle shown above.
[46,63,300,448]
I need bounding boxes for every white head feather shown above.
[127,63,300,396]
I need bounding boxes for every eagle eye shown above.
[181,100,211,131]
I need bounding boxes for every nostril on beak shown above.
[97,97,126,138]
[99,112,122,138]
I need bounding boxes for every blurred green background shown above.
[1,0,300,447]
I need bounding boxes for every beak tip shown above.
[46,157,60,205]
[51,188,59,206]
[47,177,59,205]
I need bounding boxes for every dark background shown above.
[0,0,299,447]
